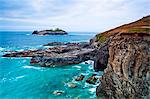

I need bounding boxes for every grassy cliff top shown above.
[96,15,150,43]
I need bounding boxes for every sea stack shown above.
[32,28,68,35]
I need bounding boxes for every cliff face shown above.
[93,16,150,72]
[96,33,150,98]
[95,16,150,98]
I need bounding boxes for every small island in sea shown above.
[32,28,68,35]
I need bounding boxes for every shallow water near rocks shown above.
[0,31,103,98]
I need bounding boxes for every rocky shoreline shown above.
[2,15,150,98]
[3,42,96,67]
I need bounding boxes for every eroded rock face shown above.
[96,33,150,98]
[94,44,109,71]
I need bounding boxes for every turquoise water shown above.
[0,31,103,98]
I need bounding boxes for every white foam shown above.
[1,75,25,82]
[73,65,81,69]
[23,66,43,70]
[88,65,93,70]
[89,88,95,93]
[0,47,5,51]
[17,49,24,51]
[85,60,94,64]
[1,78,7,82]
[15,75,25,80]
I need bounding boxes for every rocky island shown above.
[3,15,150,98]
[32,28,68,35]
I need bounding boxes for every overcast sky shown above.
[0,0,149,32]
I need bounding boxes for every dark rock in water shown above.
[30,56,82,67]
[3,42,96,67]
[85,61,88,64]
[43,42,64,46]
[86,74,98,84]
[53,90,64,95]
[65,42,90,48]
[75,74,85,81]
[32,30,38,34]
[43,42,90,48]
[30,47,96,67]
[32,28,68,35]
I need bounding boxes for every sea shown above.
[0,31,103,99]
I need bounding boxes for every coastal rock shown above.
[32,28,68,35]
[32,30,38,34]
[30,48,96,67]
[3,42,96,67]
[96,16,150,98]
[75,74,85,81]
[43,42,90,48]
[67,82,77,88]
[86,74,98,84]
[94,45,109,71]
[43,42,64,46]
[53,90,65,95]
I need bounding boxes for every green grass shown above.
[96,34,107,43]
[128,28,150,33]
[46,28,65,32]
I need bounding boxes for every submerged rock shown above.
[75,74,85,81]
[86,74,98,84]
[67,82,77,88]
[53,90,65,95]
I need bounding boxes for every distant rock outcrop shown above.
[95,16,150,98]
[3,42,96,67]
[32,28,68,35]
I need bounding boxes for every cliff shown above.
[92,15,150,71]
[95,16,150,98]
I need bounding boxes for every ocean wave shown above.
[89,88,96,93]
[73,65,81,69]
[1,75,25,83]
[0,47,5,51]
[26,34,30,35]
[23,65,43,70]
[88,65,93,70]
[15,75,25,80]
[17,49,24,51]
